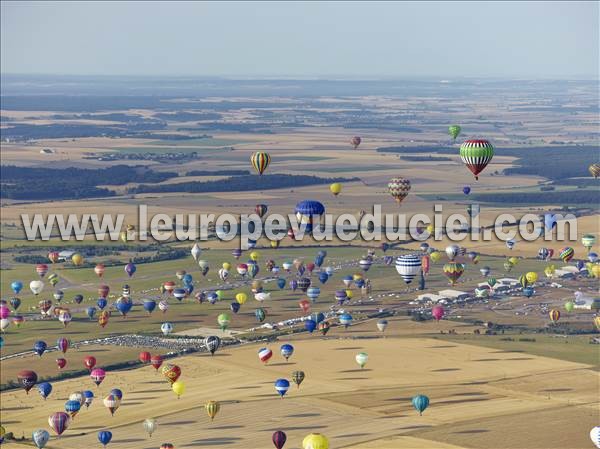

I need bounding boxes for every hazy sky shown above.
[2,1,598,78]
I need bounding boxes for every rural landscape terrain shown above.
[0,76,598,449]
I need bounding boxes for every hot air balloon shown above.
[205,400,220,420]
[582,234,596,252]
[351,136,361,149]
[36,263,49,277]
[83,390,94,408]
[32,429,50,449]
[339,312,353,328]
[559,247,574,263]
[549,309,560,323]
[376,319,388,332]
[295,200,325,232]
[160,444,174,449]
[303,433,329,449]
[589,164,600,178]
[142,299,156,315]
[98,430,112,447]
[0,305,8,320]
[204,336,221,355]
[259,347,273,363]
[65,400,81,419]
[73,293,84,304]
[30,280,44,295]
[445,245,459,261]
[564,301,575,313]
[48,412,70,436]
[459,139,494,180]
[151,355,163,372]
[161,322,173,336]
[355,352,368,369]
[217,313,231,331]
[395,255,422,284]
[280,344,294,361]
[273,430,287,449]
[71,253,83,266]
[57,337,69,353]
[291,370,305,389]
[124,262,136,277]
[94,264,105,277]
[161,364,181,384]
[463,186,471,195]
[443,263,465,285]
[172,381,185,398]
[506,239,516,250]
[143,418,157,437]
[90,368,106,386]
[255,204,268,218]
[412,394,430,415]
[432,305,445,321]
[98,310,110,328]
[34,340,47,357]
[103,394,120,416]
[274,378,290,398]
[11,280,23,294]
[329,183,342,197]
[448,125,461,141]
[250,151,271,175]
[17,369,37,394]
[319,321,331,335]
[388,177,411,205]
[84,355,97,372]
[37,382,52,400]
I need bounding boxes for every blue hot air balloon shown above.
[304,319,317,333]
[173,288,186,301]
[143,300,156,314]
[339,313,353,328]
[115,298,132,316]
[318,272,329,284]
[412,394,430,415]
[185,284,194,295]
[65,399,81,417]
[0,336,3,349]
[37,382,52,400]
[230,301,241,314]
[207,292,218,304]
[342,275,353,287]
[274,379,290,398]
[86,306,97,320]
[544,213,556,232]
[32,429,50,448]
[277,278,286,289]
[311,312,325,324]
[588,252,598,263]
[280,344,294,361]
[576,260,585,271]
[182,274,193,286]
[355,279,365,288]
[11,280,23,294]
[83,390,94,408]
[33,340,47,357]
[294,200,325,233]
[289,280,298,292]
[110,388,123,400]
[522,287,534,298]
[97,297,108,310]
[463,186,471,195]
[306,286,320,302]
[98,430,113,447]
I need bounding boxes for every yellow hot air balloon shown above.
[270,240,280,249]
[71,253,83,266]
[429,251,441,263]
[345,289,353,299]
[235,293,247,305]
[594,316,600,331]
[508,256,519,266]
[525,272,538,284]
[329,183,342,197]
[544,265,556,278]
[592,264,600,278]
[222,262,231,271]
[172,381,185,398]
[426,224,435,235]
[250,251,260,261]
[303,433,329,449]
[205,400,220,421]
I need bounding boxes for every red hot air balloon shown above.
[150,354,163,372]
[139,351,151,364]
[98,285,110,298]
[57,337,70,354]
[90,368,106,386]
[299,299,311,314]
[48,251,60,263]
[432,305,445,321]
[36,264,49,277]
[161,364,181,384]
[56,358,67,370]
[163,281,176,294]
[83,356,97,372]
[17,369,38,394]
[94,264,105,277]
[48,411,70,436]
[272,430,287,449]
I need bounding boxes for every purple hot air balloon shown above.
[272,430,287,449]
[124,262,136,277]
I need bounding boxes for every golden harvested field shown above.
[1,336,597,449]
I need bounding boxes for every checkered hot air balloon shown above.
[589,163,600,178]
[250,152,271,175]
[395,255,422,284]
[388,177,411,205]
[459,139,494,180]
